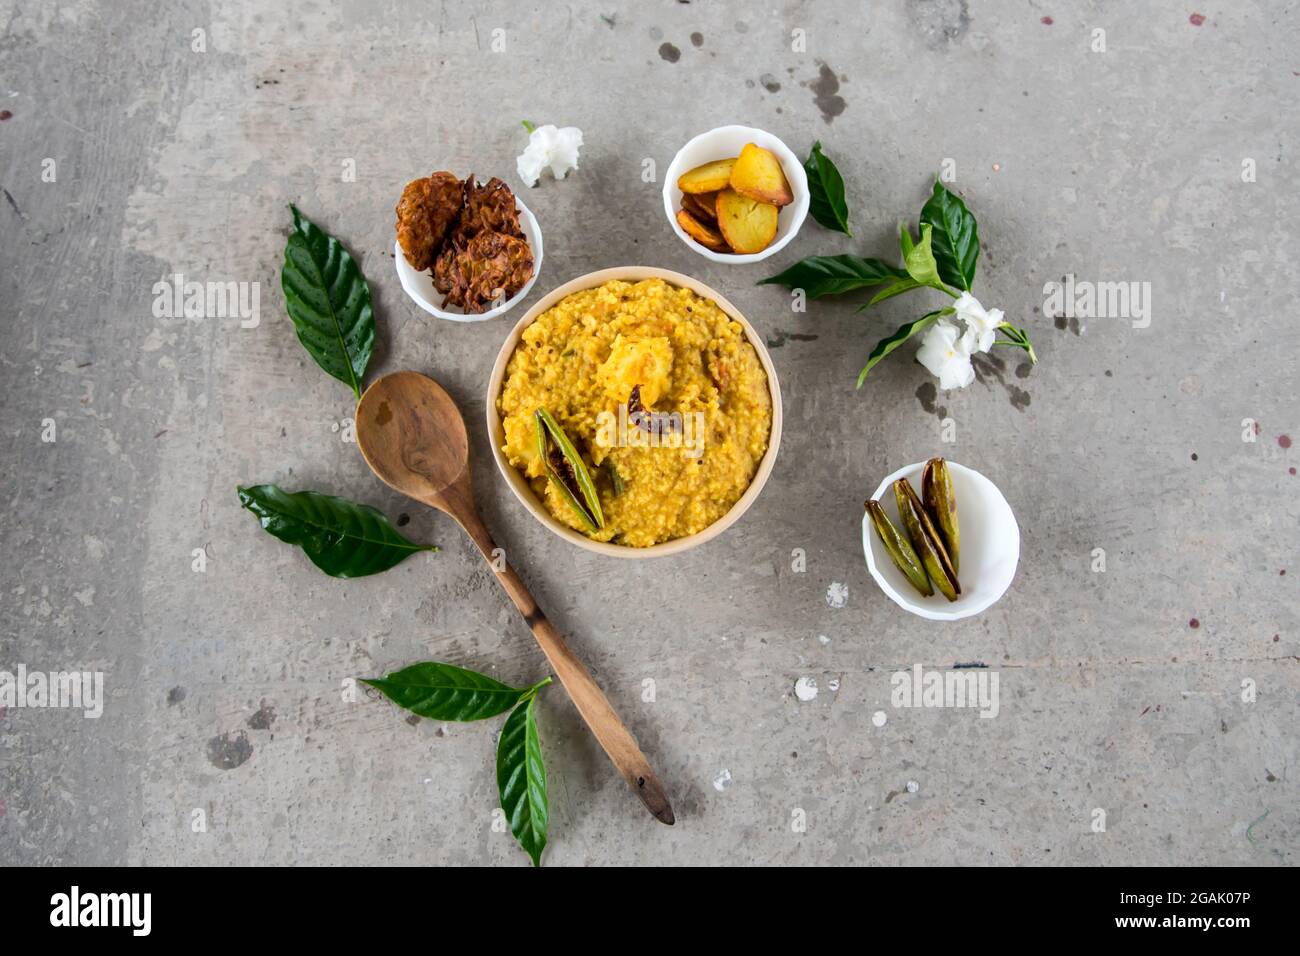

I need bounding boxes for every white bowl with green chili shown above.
[863,460,1020,621]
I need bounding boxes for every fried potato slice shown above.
[682,190,719,223]
[715,189,779,254]
[729,143,794,206]
[677,158,738,194]
[676,208,729,252]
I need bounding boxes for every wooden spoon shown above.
[355,370,675,825]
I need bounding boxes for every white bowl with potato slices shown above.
[663,125,809,264]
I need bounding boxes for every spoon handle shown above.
[458,512,675,826]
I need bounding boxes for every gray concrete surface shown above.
[1,0,1296,866]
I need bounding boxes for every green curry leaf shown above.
[920,180,979,291]
[363,664,546,722]
[280,204,376,398]
[804,141,852,235]
[237,484,433,578]
[497,693,549,867]
[758,255,907,299]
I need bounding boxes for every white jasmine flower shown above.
[952,291,1004,353]
[916,318,977,390]
[516,124,583,187]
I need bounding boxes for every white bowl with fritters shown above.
[394,197,543,322]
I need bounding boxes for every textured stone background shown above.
[0,0,1295,866]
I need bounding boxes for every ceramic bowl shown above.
[394,195,543,322]
[662,125,809,264]
[862,461,1019,621]
[486,267,783,557]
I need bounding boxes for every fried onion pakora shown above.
[394,171,463,271]
[456,175,524,241]
[434,231,534,314]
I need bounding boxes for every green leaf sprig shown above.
[364,662,553,866]
[496,692,549,867]
[280,204,376,399]
[804,141,851,236]
[760,178,1037,386]
[920,180,979,291]
[362,662,541,721]
[237,484,435,578]
[759,254,906,299]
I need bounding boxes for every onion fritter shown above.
[394,171,463,271]
[459,176,524,240]
[434,231,533,314]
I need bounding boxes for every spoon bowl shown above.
[356,371,471,509]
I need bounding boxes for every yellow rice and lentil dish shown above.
[497,278,772,547]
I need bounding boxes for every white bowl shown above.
[486,267,783,558]
[862,461,1019,621]
[393,196,543,322]
[662,125,809,265]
